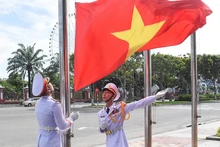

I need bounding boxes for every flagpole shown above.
[144,50,152,147]
[58,0,72,146]
[191,32,198,147]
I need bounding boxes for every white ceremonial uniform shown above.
[35,96,72,147]
[98,95,156,147]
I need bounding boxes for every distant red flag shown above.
[74,0,212,91]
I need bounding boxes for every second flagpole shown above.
[144,50,152,147]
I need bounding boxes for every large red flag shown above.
[74,0,212,91]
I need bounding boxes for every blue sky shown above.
[0,0,219,79]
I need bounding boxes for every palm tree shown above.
[7,43,47,97]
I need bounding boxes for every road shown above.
[0,102,220,147]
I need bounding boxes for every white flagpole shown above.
[144,50,152,147]
[191,32,198,147]
[58,0,72,146]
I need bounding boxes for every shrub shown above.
[176,94,191,101]
[217,94,220,99]
[216,127,220,137]
[199,94,214,101]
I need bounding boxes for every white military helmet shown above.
[32,73,48,96]
[103,83,120,102]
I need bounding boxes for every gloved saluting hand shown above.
[154,88,170,99]
[100,115,108,130]
[100,122,108,130]
[69,111,80,122]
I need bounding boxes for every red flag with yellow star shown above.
[74,0,212,91]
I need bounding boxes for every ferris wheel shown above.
[48,13,75,60]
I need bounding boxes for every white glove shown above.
[154,88,170,99]
[57,127,70,135]
[100,122,108,130]
[69,111,80,122]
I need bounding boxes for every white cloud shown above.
[0,0,59,79]
[0,0,58,15]
[152,0,220,56]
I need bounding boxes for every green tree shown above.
[88,53,220,101]
[7,43,47,97]
[0,80,15,100]
[0,74,26,100]
[43,53,75,90]
[104,52,144,100]
[151,53,191,94]
[69,53,74,87]
[69,53,74,75]
[198,54,220,99]
[43,53,60,89]
[152,53,178,88]
[7,73,25,97]
[176,54,191,94]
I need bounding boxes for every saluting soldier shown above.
[33,73,79,147]
[98,83,169,147]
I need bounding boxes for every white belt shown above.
[106,126,123,135]
[39,126,58,132]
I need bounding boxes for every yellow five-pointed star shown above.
[112,6,165,60]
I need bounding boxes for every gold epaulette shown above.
[110,101,130,122]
